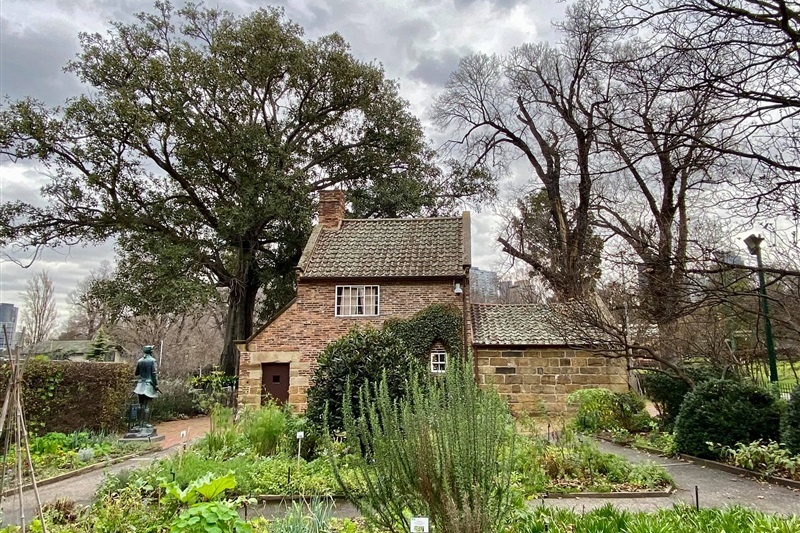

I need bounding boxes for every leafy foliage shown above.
[0,359,129,435]
[568,388,650,433]
[674,379,783,459]
[638,364,726,427]
[716,440,800,481]
[384,303,463,360]
[783,385,800,455]
[306,326,422,432]
[513,503,800,532]
[335,356,515,533]
[512,431,672,497]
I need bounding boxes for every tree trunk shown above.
[220,256,259,376]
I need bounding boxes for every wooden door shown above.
[261,363,290,405]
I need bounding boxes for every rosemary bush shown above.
[335,356,515,533]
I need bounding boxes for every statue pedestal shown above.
[121,425,165,443]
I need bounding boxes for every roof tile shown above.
[301,216,467,278]
[472,303,590,346]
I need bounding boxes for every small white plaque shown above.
[410,517,429,532]
[180,430,187,439]
[296,431,305,439]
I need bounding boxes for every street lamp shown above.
[744,234,779,383]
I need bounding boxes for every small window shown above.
[336,286,380,316]
[430,348,447,374]
[272,375,281,384]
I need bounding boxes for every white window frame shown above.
[335,285,380,317]
[430,347,447,374]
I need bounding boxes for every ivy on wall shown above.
[384,303,463,362]
[0,358,131,435]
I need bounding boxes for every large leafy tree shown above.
[0,4,469,374]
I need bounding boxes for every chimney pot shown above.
[319,190,345,229]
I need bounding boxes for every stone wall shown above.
[475,347,628,415]
[238,278,469,410]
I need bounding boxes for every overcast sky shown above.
[0,0,567,324]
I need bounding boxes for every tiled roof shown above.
[471,303,591,346]
[299,214,470,278]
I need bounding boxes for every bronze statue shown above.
[125,345,160,439]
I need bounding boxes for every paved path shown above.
[541,440,800,515]
[0,416,209,527]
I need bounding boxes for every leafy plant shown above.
[268,498,334,533]
[782,384,800,455]
[716,440,800,480]
[240,403,287,456]
[638,364,726,427]
[306,326,422,432]
[674,379,783,459]
[335,355,515,533]
[190,370,235,414]
[170,501,251,533]
[568,388,617,432]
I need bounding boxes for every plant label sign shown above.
[296,431,304,440]
[410,517,429,532]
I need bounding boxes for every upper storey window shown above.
[336,286,379,316]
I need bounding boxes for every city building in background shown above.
[0,303,19,354]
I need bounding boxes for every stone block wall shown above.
[238,278,469,411]
[475,347,628,415]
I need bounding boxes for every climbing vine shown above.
[385,303,463,362]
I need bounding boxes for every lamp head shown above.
[454,282,463,295]
[744,234,763,256]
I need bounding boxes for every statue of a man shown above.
[133,345,159,427]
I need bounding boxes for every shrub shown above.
[638,364,725,427]
[306,326,422,432]
[336,356,515,533]
[149,380,201,422]
[568,388,650,433]
[0,359,129,435]
[674,379,783,459]
[783,385,800,455]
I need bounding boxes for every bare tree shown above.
[432,0,612,300]
[59,261,115,340]
[19,270,58,345]
[607,0,800,216]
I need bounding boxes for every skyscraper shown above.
[0,303,19,354]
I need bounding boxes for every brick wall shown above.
[238,278,469,410]
[475,347,629,415]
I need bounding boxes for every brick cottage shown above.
[237,190,628,413]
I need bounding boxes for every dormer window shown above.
[430,347,447,374]
[336,285,380,316]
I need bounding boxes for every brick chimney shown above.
[319,189,345,229]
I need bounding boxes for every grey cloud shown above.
[409,49,461,87]
[0,17,83,104]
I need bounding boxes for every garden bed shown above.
[1,430,159,491]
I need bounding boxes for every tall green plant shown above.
[240,403,287,456]
[333,356,515,533]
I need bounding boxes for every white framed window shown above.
[335,285,380,316]
[430,347,447,374]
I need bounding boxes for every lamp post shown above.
[744,234,779,383]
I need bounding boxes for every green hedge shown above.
[783,385,800,455]
[638,364,725,427]
[674,379,783,459]
[0,358,131,435]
